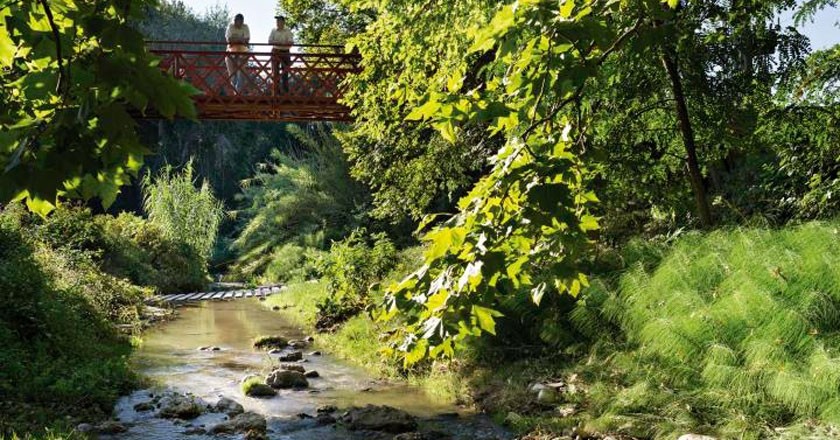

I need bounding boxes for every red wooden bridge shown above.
[147,42,360,122]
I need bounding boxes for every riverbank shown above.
[260,280,574,437]
[0,204,202,438]
[261,281,467,405]
[262,222,840,439]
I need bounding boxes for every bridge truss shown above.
[146,42,360,122]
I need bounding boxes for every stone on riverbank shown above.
[253,335,288,350]
[340,405,418,433]
[278,363,305,373]
[214,396,244,416]
[210,411,267,435]
[95,421,128,434]
[243,378,278,397]
[157,394,205,419]
[304,370,320,378]
[266,369,308,389]
[133,401,155,412]
[276,350,303,362]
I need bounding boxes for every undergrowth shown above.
[559,222,840,438]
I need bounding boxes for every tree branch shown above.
[38,0,68,95]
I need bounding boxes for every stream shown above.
[103,299,510,439]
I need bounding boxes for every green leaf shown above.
[0,10,15,67]
[433,121,457,144]
[579,214,599,232]
[25,195,56,217]
[404,338,429,366]
[472,305,502,335]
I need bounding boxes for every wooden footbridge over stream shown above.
[146,41,360,122]
[158,285,283,303]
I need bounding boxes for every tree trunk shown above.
[661,49,713,227]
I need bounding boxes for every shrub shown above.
[0,213,137,434]
[143,160,224,264]
[98,213,207,293]
[316,229,397,330]
[39,246,150,325]
[231,125,370,280]
[260,243,325,284]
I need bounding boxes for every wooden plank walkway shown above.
[158,285,283,303]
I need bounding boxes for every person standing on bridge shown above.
[269,15,293,95]
[225,13,250,94]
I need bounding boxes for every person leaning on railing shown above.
[269,15,293,95]
[225,13,250,94]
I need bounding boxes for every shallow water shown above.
[107,299,509,439]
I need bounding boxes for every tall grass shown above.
[568,222,840,437]
[142,160,223,263]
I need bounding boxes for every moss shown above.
[241,377,276,397]
[252,335,289,350]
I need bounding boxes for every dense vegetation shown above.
[0,164,220,436]
[2,0,840,438]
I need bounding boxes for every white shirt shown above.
[269,28,293,50]
[226,23,250,49]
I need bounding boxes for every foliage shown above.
[561,222,840,437]
[276,0,370,45]
[5,203,206,294]
[0,0,196,215]
[261,243,325,284]
[142,161,223,263]
[371,0,652,366]
[337,0,500,221]
[316,229,397,330]
[0,207,139,435]
[97,212,207,293]
[232,124,369,280]
[138,0,229,43]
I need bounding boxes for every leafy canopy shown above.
[361,0,672,366]
[0,0,196,215]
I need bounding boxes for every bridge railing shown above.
[146,41,361,121]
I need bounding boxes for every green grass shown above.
[558,222,840,438]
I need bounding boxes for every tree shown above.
[0,0,197,215]
[275,0,370,45]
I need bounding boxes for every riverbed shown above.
[105,299,509,439]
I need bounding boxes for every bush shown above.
[0,214,138,434]
[98,213,207,293]
[143,160,224,264]
[231,125,371,281]
[316,230,397,330]
[260,242,325,285]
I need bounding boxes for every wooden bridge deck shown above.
[158,285,283,303]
